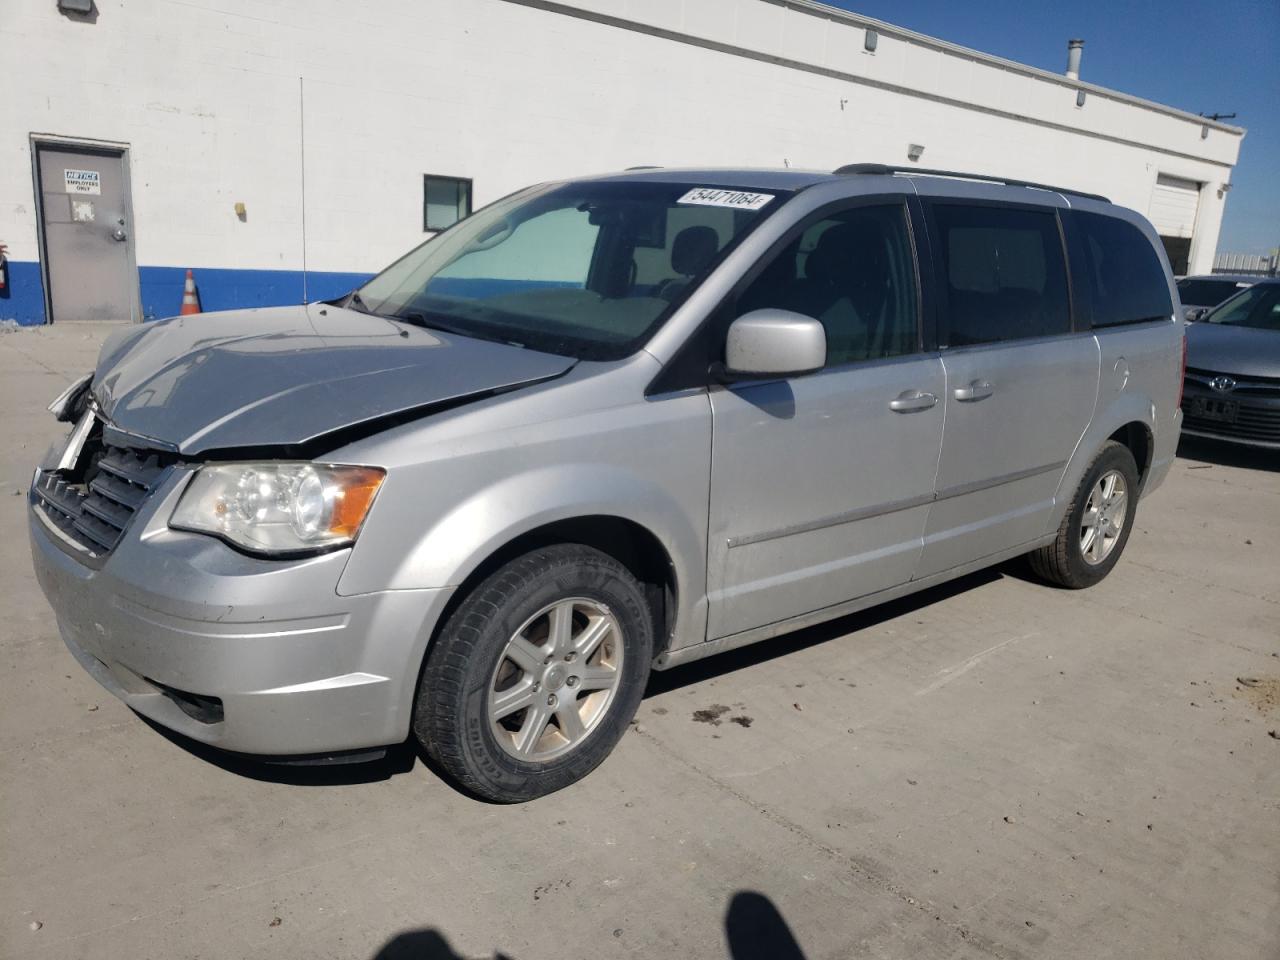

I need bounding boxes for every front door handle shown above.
[953,379,995,402]
[888,390,938,413]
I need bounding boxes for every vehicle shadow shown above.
[136,714,419,786]
[138,567,1005,787]
[644,567,1000,697]
[365,890,805,959]
[1177,435,1277,472]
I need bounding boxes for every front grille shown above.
[1185,367,1280,399]
[1182,401,1280,444]
[33,445,171,558]
[1182,365,1280,445]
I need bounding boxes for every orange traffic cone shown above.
[180,269,201,315]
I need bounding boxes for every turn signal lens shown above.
[327,467,385,538]
[171,462,385,556]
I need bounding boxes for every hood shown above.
[1185,322,1280,380]
[92,305,576,455]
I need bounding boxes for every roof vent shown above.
[1066,39,1084,81]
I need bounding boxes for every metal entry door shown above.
[36,144,137,322]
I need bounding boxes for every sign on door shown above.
[63,168,102,195]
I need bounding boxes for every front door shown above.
[36,142,137,322]
[916,201,1098,578]
[706,200,944,640]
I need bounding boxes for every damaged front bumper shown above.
[28,429,451,758]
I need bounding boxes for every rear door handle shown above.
[953,379,995,402]
[888,390,938,413]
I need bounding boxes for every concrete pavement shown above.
[2,322,1277,960]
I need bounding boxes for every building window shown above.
[423,175,472,232]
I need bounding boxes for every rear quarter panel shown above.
[1050,198,1183,526]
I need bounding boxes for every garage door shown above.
[1149,174,1200,239]
[1149,174,1200,274]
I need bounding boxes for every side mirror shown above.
[719,309,827,380]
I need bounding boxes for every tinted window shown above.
[932,204,1070,346]
[1077,212,1174,326]
[1177,278,1250,306]
[736,204,919,364]
[360,180,780,360]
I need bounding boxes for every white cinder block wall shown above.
[0,0,1244,323]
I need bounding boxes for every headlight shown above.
[48,372,93,422]
[170,463,385,555]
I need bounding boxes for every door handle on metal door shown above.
[888,390,938,413]
[953,380,995,402]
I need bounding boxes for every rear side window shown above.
[931,204,1070,346]
[1077,213,1174,326]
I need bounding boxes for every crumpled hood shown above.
[1186,322,1280,380]
[92,304,575,455]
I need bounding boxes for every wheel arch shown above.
[1051,394,1158,531]
[1108,420,1154,488]
[430,514,680,663]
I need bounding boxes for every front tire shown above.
[1029,441,1140,589]
[415,544,654,802]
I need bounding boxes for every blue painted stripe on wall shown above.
[139,266,374,319]
[0,261,48,325]
[0,261,374,326]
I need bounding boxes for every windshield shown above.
[357,180,785,359]
[1177,277,1251,306]
[1203,283,1280,331]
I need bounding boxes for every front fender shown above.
[334,380,715,651]
[383,462,700,590]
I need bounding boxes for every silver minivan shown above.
[29,165,1184,801]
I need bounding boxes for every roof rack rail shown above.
[624,165,663,171]
[832,163,1110,203]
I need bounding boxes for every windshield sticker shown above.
[677,188,774,211]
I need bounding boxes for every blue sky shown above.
[824,0,1279,254]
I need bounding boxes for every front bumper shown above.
[1181,381,1280,450]
[28,470,452,756]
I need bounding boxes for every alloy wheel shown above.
[488,598,624,762]
[1080,469,1128,565]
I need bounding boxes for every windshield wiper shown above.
[393,310,474,335]
[394,310,527,349]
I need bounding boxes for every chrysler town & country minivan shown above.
[29,165,1184,801]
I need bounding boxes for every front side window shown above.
[735,203,919,364]
[1203,283,1280,331]
[1077,212,1173,326]
[424,175,472,231]
[932,204,1070,346]
[361,180,783,359]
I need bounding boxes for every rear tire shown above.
[1029,441,1140,589]
[415,544,653,803]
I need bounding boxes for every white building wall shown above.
[0,0,1244,322]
